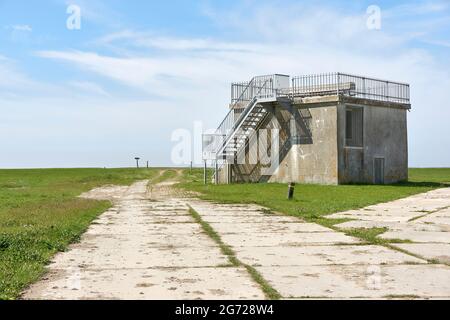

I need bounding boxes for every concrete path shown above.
[329,188,450,265]
[189,200,450,299]
[23,177,450,300]
[22,178,264,299]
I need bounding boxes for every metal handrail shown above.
[211,77,277,182]
[216,74,278,136]
[215,77,256,137]
[215,78,275,158]
[291,72,410,104]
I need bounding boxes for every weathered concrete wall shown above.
[218,96,408,185]
[268,105,339,185]
[337,103,408,184]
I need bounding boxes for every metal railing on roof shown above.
[291,72,410,104]
[230,74,279,103]
[217,75,277,138]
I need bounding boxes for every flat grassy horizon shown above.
[0,168,159,300]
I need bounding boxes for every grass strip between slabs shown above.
[188,206,281,300]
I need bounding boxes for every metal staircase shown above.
[231,109,272,183]
[203,74,289,183]
[219,98,270,159]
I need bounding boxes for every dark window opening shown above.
[346,110,353,140]
[345,107,363,147]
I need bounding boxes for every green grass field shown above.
[178,168,450,228]
[0,168,158,300]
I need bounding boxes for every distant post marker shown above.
[135,157,140,168]
[146,161,149,169]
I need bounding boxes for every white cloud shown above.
[0,57,35,89]
[36,48,251,100]
[202,2,398,48]
[36,39,433,94]
[12,24,32,32]
[383,1,449,18]
[0,55,112,101]
[69,81,110,96]
[422,39,450,48]
[97,30,259,52]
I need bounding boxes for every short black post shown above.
[214,161,218,184]
[203,161,207,185]
[287,182,295,200]
[146,161,149,169]
[135,157,140,168]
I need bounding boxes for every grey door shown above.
[374,158,385,184]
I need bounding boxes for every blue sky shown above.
[0,0,449,168]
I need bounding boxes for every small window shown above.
[345,110,353,140]
[345,107,363,147]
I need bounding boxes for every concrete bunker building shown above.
[202,73,411,185]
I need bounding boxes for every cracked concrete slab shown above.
[200,214,309,224]
[209,222,333,234]
[330,187,450,266]
[50,246,230,269]
[336,220,450,232]
[24,267,262,300]
[256,264,450,299]
[414,210,450,227]
[234,245,425,267]
[86,222,205,235]
[380,230,450,243]
[220,232,360,247]
[328,211,425,223]
[392,243,450,264]
[78,232,218,248]
[188,202,265,212]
